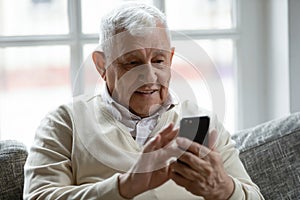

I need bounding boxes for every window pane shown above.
[199,39,235,133]
[81,0,154,34]
[165,0,234,30]
[83,43,98,59]
[0,0,68,36]
[171,39,235,132]
[0,46,71,147]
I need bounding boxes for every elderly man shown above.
[24,3,264,200]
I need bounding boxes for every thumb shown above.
[208,129,218,150]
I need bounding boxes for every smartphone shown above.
[178,116,210,146]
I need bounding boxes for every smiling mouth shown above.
[135,89,159,95]
[135,90,158,95]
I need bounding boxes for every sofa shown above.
[0,140,28,200]
[0,112,299,200]
[232,112,300,199]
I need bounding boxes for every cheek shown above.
[160,86,169,100]
[105,67,118,93]
[157,70,171,87]
[116,70,136,92]
[114,69,139,103]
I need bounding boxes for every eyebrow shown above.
[152,49,169,57]
[121,49,170,59]
[122,51,142,58]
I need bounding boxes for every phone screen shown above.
[178,116,210,146]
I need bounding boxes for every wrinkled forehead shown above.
[101,27,171,63]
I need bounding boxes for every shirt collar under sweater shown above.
[101,85,177,147]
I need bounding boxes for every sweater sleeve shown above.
[212,114,265,200]
[23,106,128,200]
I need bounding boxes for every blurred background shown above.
[0,0,299,148]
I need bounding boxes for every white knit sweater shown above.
[24,95,264,200]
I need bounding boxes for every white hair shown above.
[99,2,170,52]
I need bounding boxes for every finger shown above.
[208,129,218,150]
[170,161,204,182]
[170,170,191,188]
[143,134,161,152]
[177,151,211,176]
[159,123,174,136]
[147,123,178,149]
[143,123,174,152]
[176,136,193,150]
[160,128,178,148]
[176,137,211,158]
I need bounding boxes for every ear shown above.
[170,47,175,66]
[92,51,106,80]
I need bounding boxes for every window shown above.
[0,0,68,36]
[0,46,71,145]
[165,0,234,30]
[0,0,237,147]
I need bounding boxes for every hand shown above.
[170,130,234,200]
[118,123,179,199]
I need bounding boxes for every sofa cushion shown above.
[232,112,300,200]
[0,140,28,200]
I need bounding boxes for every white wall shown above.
[237,0,268,129]
[265,0,290,119]
[237,0,290,129]
[289,0,300,113]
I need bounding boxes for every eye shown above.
[152,54,167,64]
[128,61,140,65]
[121,60,142,70]
[152,58,166,64]
[154,59,164,64]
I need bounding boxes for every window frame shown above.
[0,0,240,129]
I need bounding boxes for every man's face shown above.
[103,27,174,117]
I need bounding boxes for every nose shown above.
[139,64,157,83]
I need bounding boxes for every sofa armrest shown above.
[232,112,300,200]
[0,140,28,200]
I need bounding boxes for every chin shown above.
[128,90,168,117]
[130,102,163,117]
